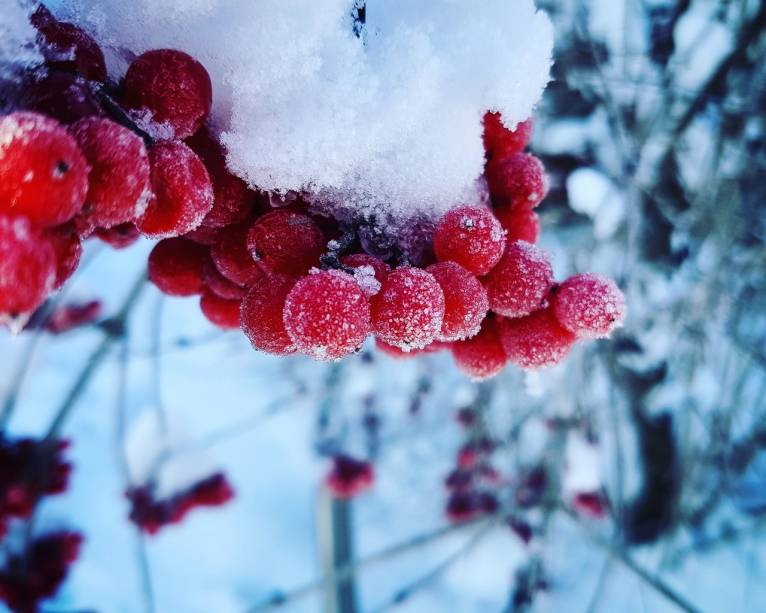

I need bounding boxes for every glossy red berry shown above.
[124,49,212,140]
[93,223,140,249]
[551,273,626,339]
[499,307,576,370]
[184,224,223,246]
[483,113,532,160]
[0,216,55,326]
[370,267,445,351]
[426,261,488,341]
[45,222,82,291]
[200,290,241,329]
[70,118,151,228]
[147,237,208,297]
[326,455,374,499]
[211,222,264,286]
[451,317,509,380]
[202,260,245,300]
[240,274,296,355]
[483,241,553,318]
[247,210,325,277]
[495,208,540,244]
[487,152,548,212]
[283,270,371,361]
[136,141,214,238]
[433,206,505,276]
[0,112,89,227]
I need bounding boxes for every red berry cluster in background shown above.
[325,455,375,499]
[126,472,234,535]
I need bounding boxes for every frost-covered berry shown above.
[482,113,532,160]
[147,237,208,297]
[240,274,296,356]
[0,112,89,227]
[283,270,371,361]
[487,152,548,211]
[202,260,245,300]
[451,317,508,380]
[375,338,449,359]
[45,222,82,291]
[211,222,264,286]
[499,307,576,370]
[70,118,151,228]
[200,290,241,330]
[370,267,445,351]
[136,141,213,238]
[0,216,55,326]
[186,127,254,228]
[433,206,505,276]
[247,210,325,277]
[483,241,553,318]
[326,455,374,499]
[93,223,140,249]
[495,208,540,244]
[23,71,103,124]
[426,262,488,341]
[124,49,212,140]
[31,6,107,82]
[551,273,626,338]
[341,254,390,284]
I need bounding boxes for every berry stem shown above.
[93,81,155,147]
[318,492,359,613]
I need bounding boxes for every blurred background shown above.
[2,0,766,611]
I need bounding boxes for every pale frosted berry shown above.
[200,290,241,330]
[487,152,548,211]
[483,241,553,318]
[451,317,508,380]
[433,206,505,276]
[70,118,151,228]
[45,222,82,291]
[211,222,264,286]
[326,455,374,499]
[94,223,140,249]
[0,216,55,325]
[247,210,325,277]
[186,127,254,228]
[240,274,296,355]
[426,261,488,341]
[499,307,576,370]
[147,237,208,297]
[202,260,245,300]
[483,113,532,160]
[124,49,212,139]
[495,208,540,244]
[283,270,371,361]
[23,71,103,124]
[370,267,445,351]
[551,273,626,338]
[32,6,107,82]
[0,112,89,227]
[136,141,214,238]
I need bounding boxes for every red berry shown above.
[433,206,505,276]
[147,237,208,297]
[483,241,553,318]
[0,112,89,227]
[499,307,576,370]
[495,208,540,244]
[45,222,82,291]
[375,338,448,359]
[70,118,151,228]
[247,210,325,277]
[283,270,371,361]
[326,455,374,499]
[573,492,608,519]
[482,112,532,160]
[487,152,548,212]
[23,70,103,124]
[0,216,56,326]
[124,49,212,140]
[451,317,508,380]
[551,273,626,338]
[184,224,223,246]
[93,223,140,249]
[186,127,254,228]
[202,260,245,300]
[32,8,107,82]
[211,222,264,286]
[200,290,241,329]
[136,141,214,238]
[426,261,488,341]
[340,253,391,295]
[240,274,296,355]
[370,267,445,350]
[44,300,102,334]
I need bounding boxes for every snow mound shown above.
[0,1,41,81]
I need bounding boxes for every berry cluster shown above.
[324,455,375,499]
[126,472,234,535]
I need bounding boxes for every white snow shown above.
[0,1,41,79]
[566,167,626,239]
